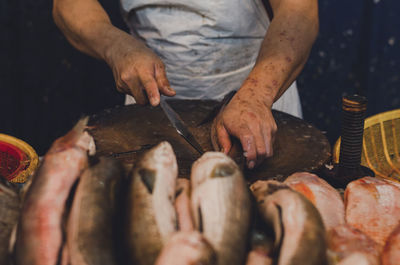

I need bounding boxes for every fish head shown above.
[190,152,239,188]
[250,180,289,200]
[140,141,177,170]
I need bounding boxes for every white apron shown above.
[120,0,302,118]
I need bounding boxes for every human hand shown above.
[212,83,277,169]
[105,35,175,106]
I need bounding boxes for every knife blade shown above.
[160,97,205,155]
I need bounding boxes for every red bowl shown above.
[0,134,38,183]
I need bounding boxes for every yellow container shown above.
[0,134,39,183]
[333,109,400,181]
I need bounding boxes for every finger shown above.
[139,73,160,106]
[121,77,148,105]
[262,122,277,158]
[216,122,232,154]
[238,129,257,169]
[211,119,221,151]
[155,64,176,97]
[248,122,267,165]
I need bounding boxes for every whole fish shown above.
[175,178,194,232]
[155,231,216,265]
[64,157,125,265]
[345,176,400,245]
[382,222,400,265]
[15,117,95,265]
[191,152,251,265]
[327,224,381,265]
[0,180,20,265]
[125,141,178,265]
[250,180,327,265]
[284,172,345,230]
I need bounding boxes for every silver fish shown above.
[191,152,251,265]
[175,178,194,232]
[125,141,178,265]
[250,180,327,265]
[64,157,125,265]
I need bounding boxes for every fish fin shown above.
[175,187,184,198]
[198,206,204,233]
[265,202,284,254]
[139,168,156,194]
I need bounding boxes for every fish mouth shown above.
[250,180,289,199]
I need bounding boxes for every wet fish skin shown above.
[345,176,400,246]
[126,141,178,265]
[245,228,274,265]
[155,231,216,265]
[382,222,400,265]
[250,180,327,265]
[327,224,381,265]
[191,152,251,265]
[284,172,345,230]
[0,181,20,265]
[65,157,124,265]
[175,178,194,232]
[15,117,94,265]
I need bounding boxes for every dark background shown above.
[1,0,399,156]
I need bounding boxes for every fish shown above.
[344,176,400,245]
[0,179,20,265]
[64,157,125,265]
[125,141,178,265]
[175,178,194,232]
[326,224,381,265]
[155,231,216,265]
[284,172,345,230]
[245,227,274,265]
[382,222,400,265]
[250,180,327,265]
[191,152,251,265]
[15,117,95,265]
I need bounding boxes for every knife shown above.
[160,97,205,155]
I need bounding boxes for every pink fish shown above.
[345,177,400,245]
[284,172,345,230]
[382,222,400,265]
[15,118,95,265]
[155,231,216,265]
[327,224,381,265]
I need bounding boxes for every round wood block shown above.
[87,100,331,183]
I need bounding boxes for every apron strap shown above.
[261,0,274,20]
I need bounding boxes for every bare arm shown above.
[53,0,175,105]
[214,0,319,168]
[251,0,319,104]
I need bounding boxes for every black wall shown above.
[1,0,400,155]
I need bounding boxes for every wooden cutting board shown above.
[87,100,331,183]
